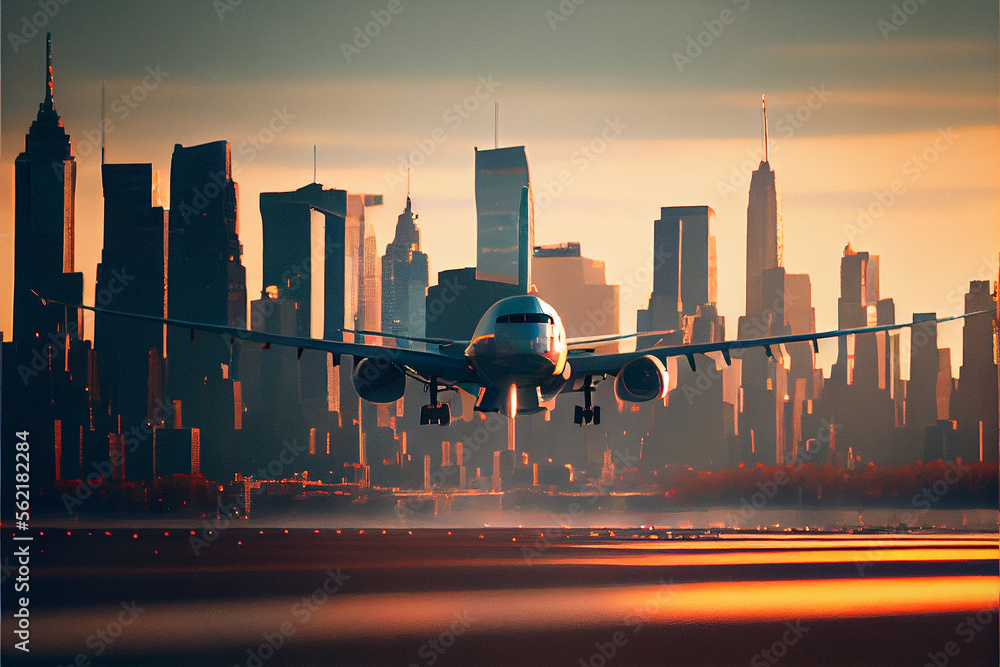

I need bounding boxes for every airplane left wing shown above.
[42,298,478,384]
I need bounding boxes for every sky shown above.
[2,0,998,376]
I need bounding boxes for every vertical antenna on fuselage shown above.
[495,102,499,149]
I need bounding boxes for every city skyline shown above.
[1,0,998,377]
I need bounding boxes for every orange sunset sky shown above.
[2,0,998,375]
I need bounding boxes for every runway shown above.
[4,527,998,666]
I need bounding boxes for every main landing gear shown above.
[574,376,601,426]
[420,375,451,425]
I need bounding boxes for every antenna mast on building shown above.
[101,82,106,165]
[313,144,317,183]
[761,94,769,163]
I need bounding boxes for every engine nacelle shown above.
[614,355,669,403]
[352,358,406,403]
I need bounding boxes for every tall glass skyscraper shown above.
[475,146,533,291]
[382,196,428,340]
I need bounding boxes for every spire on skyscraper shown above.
[44,32,54,113]
[761,94,769,163]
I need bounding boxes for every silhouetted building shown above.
[950,281,998,462]
[8,34,96,485]
[425,267,520,340]
[12,34,82,348]
[259,183,347,338]
[475,146,533,291]
[782,273,817,457]
[382,196,429,340]
[154,427,201,477]
[907,313,940,433]
[95,163,168,465]
[532,242,619,353]
[637,206,717,339]
[815,246,897,464]
[167,140,246,479]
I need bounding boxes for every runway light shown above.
[190,531,196,536]
[382,530,387,535]
[104,531,111,536]
[359,529,365,534]
[164,532,170,536]
[284,530,289,534]
[238,541,242,546]
[336,529,342,534]
[133,533,138,539]
[314,530,320,534]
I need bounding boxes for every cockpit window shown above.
[496,313,553,324]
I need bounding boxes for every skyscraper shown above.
[382,196,429,340]
[736,98,786,465]
[532,242,619,354]
[10,34,93,484]
[166,141,246,478]
[13,33,82,348]
[259,183,347,338]
[744,98,781,318]
[475,146,533,291]
[638,205,717,340]
[907,313,940,432]
[95,163,167,450]
[950,281,998,462]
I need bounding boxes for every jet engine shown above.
[613,355,669,403]
[352,358,406,403]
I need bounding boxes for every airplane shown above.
[42,292,990,428]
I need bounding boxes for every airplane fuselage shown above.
[465,296,569,409]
